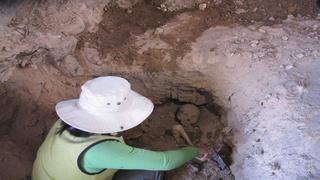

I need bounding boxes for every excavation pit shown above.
[123,89,234,180]
[0,72,235,180]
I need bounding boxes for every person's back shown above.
[32,120,124,180]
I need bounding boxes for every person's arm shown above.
[82,140,199,171]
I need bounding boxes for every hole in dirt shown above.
[123,89,234,179]
[0,71,235,179]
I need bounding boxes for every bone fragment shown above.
[172,124,193,146]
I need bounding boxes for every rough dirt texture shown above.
[0,0,320,179]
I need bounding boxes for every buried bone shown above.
[176,104,200,126]
[172,124,194,146]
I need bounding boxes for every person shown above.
[32,76,208,180]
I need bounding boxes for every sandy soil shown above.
[0,0,320,179]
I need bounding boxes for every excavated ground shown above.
[0,0,320,180]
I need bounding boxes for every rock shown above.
[269,16,275,21]
[15,48,49,69]
[82,47,102,65]
[250,40,259,47]
[177,104,200,125]
[281,36,289,41]
[284,64,294,70]
[127,9,133,14]
[61,16,85,35]
[296,53,304,59]
[59,55,84,76]
[235,8,247,14]
[259,29,266,33]
[214,0,222,5]
[159,4,168,12]
[198,3,207,11]
[154,27,164,35]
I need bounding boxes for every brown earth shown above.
[0,0,319,179]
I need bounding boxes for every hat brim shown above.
[55,90,154,134]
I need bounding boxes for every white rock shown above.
[281,36,289,41]
[213,0,222,5]
[199,3,207,11]
[154,27,164,35]
[269,17,275,21]
[287,14,295,19]
[160,4,168,12]
[296,53,304,59]
[250,40,259,47]
[235,8,247,15]
[258,28,266,33]
[285,64,294,70]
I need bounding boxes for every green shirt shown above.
[32,120,199,180]
[83,141,199,172]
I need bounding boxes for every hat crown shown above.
[78,76,131,113]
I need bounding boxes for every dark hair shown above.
[57,121,93,137]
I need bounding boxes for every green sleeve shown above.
[82,140,199,171]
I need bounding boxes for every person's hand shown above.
[196,144,209,162]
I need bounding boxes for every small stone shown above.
[258,28,266,33]
[223,127,233,134]
[287,14,295,19]
[160,4,168,12]
[60,55,84,76]
[269,17,275,21]
[61,16,85,35]
[250,40,259,47]
[82,47,101,65]
[313,25,318,31]
[296,53,304,59]
[213,0,222,5]
[127,9,133,14]
[198,3,207,11]
[281,36,289,41]
[235,8,247,14]
[96,60,103,65]
[187,164,200,173]
[248,25,257,31]
[154,27,164,35]
[285,64,293,70]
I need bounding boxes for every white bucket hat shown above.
[55,76,154,134]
